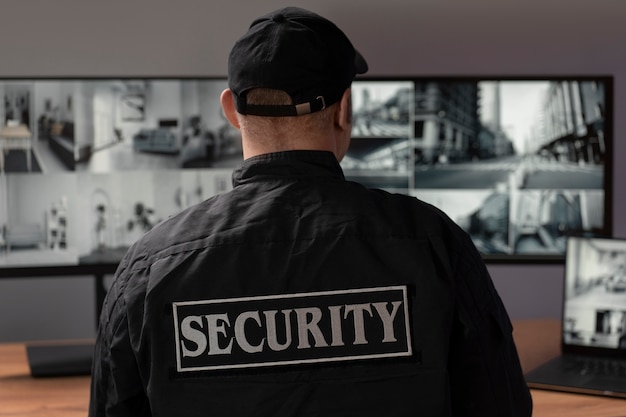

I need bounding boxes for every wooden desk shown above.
[0,320,624,416]
[0,124,33,174]
[0,343,90,417]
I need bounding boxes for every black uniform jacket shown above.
[90,150,532,417]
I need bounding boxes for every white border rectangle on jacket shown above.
[172,286,413,372]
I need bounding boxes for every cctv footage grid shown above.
[0,77,612,267]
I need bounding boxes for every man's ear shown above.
[220,88,241,129]
[332,88,353,162]
[335,88,353,131]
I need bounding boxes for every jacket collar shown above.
[232,150,345,187]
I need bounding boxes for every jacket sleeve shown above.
[446,230,533,417]
[89,263,151,417]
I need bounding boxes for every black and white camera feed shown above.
[563,237,626,350]
[0,77,612,266]
[343,78,609,259]
[0,79,236,268]
[342,81,413,191]
[0,79,242,174]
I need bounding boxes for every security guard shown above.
[90,7,532,417]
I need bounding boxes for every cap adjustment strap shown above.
[240,95,326,117]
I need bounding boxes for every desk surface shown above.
[0,124,32,138]
[1,319,625,417]
[0,342,90,417]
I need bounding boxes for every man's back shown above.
[91,151,531,416]
[91,8,531,416]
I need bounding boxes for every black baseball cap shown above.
[228,7,368,117]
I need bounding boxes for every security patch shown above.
[172,286,412,372]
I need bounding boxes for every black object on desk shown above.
[26,342,94,377]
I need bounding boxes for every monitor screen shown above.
[0,78,238,271]
[563,236,626,351]
[0,76,613,271]
[344,76,612,262]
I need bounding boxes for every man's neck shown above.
[241,132,340,161]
